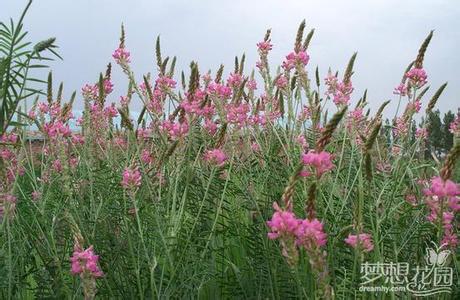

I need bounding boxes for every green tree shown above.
[442,110,455,151]
[427,110,443,158]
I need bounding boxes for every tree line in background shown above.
[383,108,459,160]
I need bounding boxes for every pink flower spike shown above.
[406,68,427,88]
[70,245,103,278]
[204,148,227,167]
[121,167,142,189]
[345,233,374,253]
[301,150,334,178]
[266,202,299,240]
[257,40,273,55]
[112,47,131,64]
[295,218,327,249]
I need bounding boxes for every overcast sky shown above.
[2,0,459,117]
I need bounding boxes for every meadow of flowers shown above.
[1,10,460,299]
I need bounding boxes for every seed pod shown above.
[343,53,357,85]
[119,23,126,48]
[47,71,53,104]
[215,123,227,148]
[281,164,304,210]
[56,82,64,105]
[215,64,224,83]
[264,29,271,42]
[188,62,200,95]
[161,57,169,75]
[294,20,306,53]
[155,36,162,72]
[315,66,320,88]
[414,30,434,69]
[316,106,347,151]
[239,53,245,75]
[306,182,317,219]
[105,63,112,79]
[33,37,57,53]
[440,143,460,181]
[303,29,315,51]
[168,56,177,78]
[426,82,447,114]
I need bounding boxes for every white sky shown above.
[2,0,459,117]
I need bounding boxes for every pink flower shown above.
[43,121,71,139]
[204,148,227,167]
[449,114,460,135]
[202,73,212,84]
[69,157,79,169]
[347,108,364,130]
[391,145,402,156]
[247,79,257,91]
[207,82,232,99]
[408,99,422,113]
[227,73,243,88]
[325,72,339,96]
[71,134,85,145]
[423,176,460,199]
[282,51,310,71]
[345,233,374,252]
[103,79,114,95]
[393,83,409,97]
[31,191,41,202]
[28,109,37,119]
[406,68,427,88]
[405,194,418,206]
[415,128,428,139]
[393,117,408,138]
[0,194,17,217]
[112,47,131,64]
[136,127,152,140]
[70,245,103,277]
[160,120,189,140]
[251,142,260,152]
[324,70,353,106]
[120,96,130,108]
[52,159,62,172]
[81,84,98,100]
[423,176,460,248]
[296,135,308,150]
[333,81,353,106]
[121,167,142,189]
[156,75,176,90]
[226,103,250,128]
[275,75,288,89]
[301,150,334,178]
[38,102,49,114]
[203,118,218,135]
[257,40,273,55]
[104,103,118,118]
[441,212,458,248]
[141,149,153,165]
[249,114,267,127]
[295,218,327,248]
[299,105,312,121]
[114,136,128,149]
[267,202,299,240]
[0,149,14,160]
